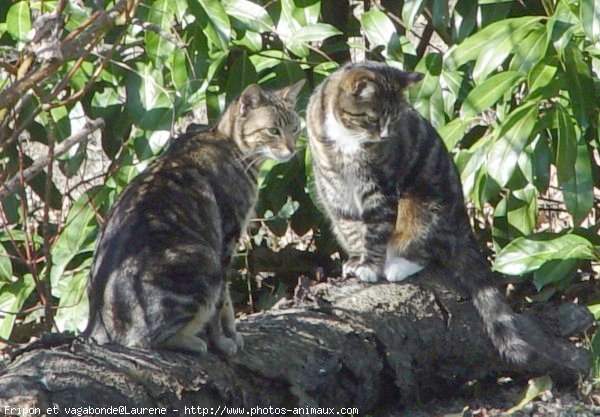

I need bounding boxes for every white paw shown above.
[384,257,424,282]
[354,265,379,282]
[343,260,380,282]
[342,261,355,278]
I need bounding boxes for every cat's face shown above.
[235,81,304,162]
[331,62,423,142]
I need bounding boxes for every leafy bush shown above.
[0,0,598,353]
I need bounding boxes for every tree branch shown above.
[0,0,137,111]
[0,118,105,199]
[0,274,591,412]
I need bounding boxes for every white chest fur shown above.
[324,112,368,155]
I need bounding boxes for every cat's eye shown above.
[367,115,379,124]
[267,127,281,136]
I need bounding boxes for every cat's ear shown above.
[396,71,424,89]
[275,79,305,106]
[344,70,377,100]
[239,84,265,116]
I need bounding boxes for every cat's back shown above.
[86,131,254,346]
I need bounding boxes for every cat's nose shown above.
[279,148,294,159]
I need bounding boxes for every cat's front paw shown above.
[213,336,239,357]
[343,258,381,283]
[384,257,424,282]
[232,332,244,350]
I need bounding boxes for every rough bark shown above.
[0,273,592,416]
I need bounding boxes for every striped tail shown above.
[451,242,535,364]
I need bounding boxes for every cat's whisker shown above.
[244,156,264,174]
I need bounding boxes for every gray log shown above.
[0,273,591,416]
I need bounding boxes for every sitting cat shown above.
[84,80,304,356]
[306,61,533,364]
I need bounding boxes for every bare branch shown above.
[0,118,105,199]
[0,0,138,111]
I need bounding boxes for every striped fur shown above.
[85,81,304,356]
[306,61,535,364]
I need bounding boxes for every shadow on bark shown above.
[0,271,592,416]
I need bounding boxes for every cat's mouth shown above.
[265,149,295,162]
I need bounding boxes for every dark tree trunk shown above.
[0,273,591,416]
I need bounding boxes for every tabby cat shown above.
[84,80,304,356]
[306,61,533,364]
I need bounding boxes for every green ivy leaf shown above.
[548,1,582,55]
[413,86,445,129]
[580,0,600,42]
[0,244,12,282]
[486,101,539,187]
[451,0,477,43]
[460,71,523,119]
[439,70,463,117]
[438,117,471,150]
[145,0,177,62]
[533,259,577,290]
[54,264,90,332]
[472,21,542,82]
[507,376,553,414]
[6,1,31,43]
[528,60,558,93]
[168,48,188,90]
[530,134,552,194]
[0,274,35,339]
[555,105,577,183]
[402,0,425,30]
[290,23,341,43]
[360,9,402,61]
[447,16,542,70]
[494,233,596,276]
[222,0,273,33]
[50,189,104,287]
[283,0,320,26]
[562,43,595,128]
[561,138,594,226]
[509,26,549,74]
[431,0,449,33]
[411,53,443,98]
[194,0,231,50]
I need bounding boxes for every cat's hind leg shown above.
[157,303,215,354]
[206,284,241,357]
[220,284,243,350]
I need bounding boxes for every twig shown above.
[0,93,36,149]
[0,0,137,110]
[131,18,186,48]
[382,6,445,54]
[16,141,40,283]
[0,118,105,199]
[415,19,434,60]
[40,103,58,332]
[422,7,452,46]
[49,27,127,109]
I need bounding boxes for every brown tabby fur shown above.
[306,61,536,364]
[85,81,304,356]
